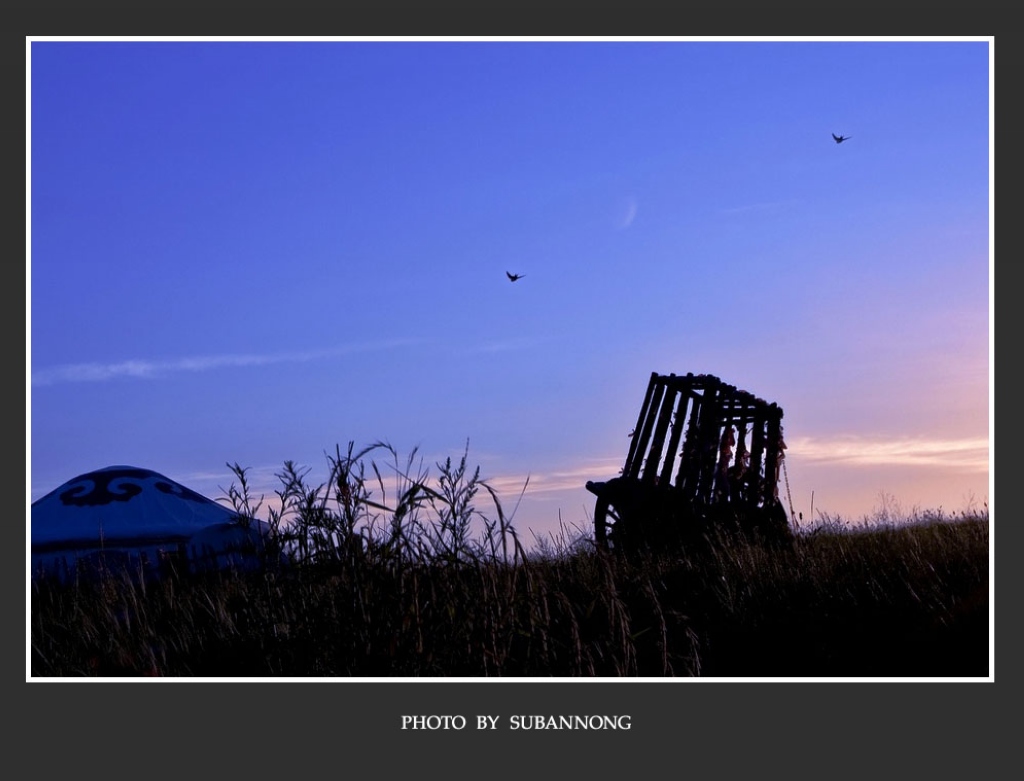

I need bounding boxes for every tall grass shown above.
[30,443,989,678]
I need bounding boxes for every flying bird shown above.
[506,271,524,282]
[832,133,851,144]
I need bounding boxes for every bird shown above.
[506,271,524,282]
[832,133,851,144]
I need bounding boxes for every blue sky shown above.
[29,38,991,546]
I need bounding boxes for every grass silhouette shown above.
[30,442,989,677]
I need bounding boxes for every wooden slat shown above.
[643,381,678,485]
[609,372,786,510]
[622,372,657,476]
[627,376,664,480]
[660,388,690,488]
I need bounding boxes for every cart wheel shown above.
[594,496,624,551]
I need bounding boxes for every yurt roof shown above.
[31,465,241,551]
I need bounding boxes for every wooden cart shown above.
[586,372,793,551]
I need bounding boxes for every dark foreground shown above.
[30,516,988,678]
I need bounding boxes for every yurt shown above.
[31,465,280,581]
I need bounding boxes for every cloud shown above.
[789,435,989,472]
[613,195,638,230]
[483,457,624,497]
[463,336,545,355]
[487,435,987,498]
[718,198,801,216]
[30,338,424,387]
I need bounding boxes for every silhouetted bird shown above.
[832,133,851,144]
[506,271,524,282]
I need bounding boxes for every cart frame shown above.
[586,372,791,550]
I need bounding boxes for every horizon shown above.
[28,37,992,548]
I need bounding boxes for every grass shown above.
[30,442,990,678]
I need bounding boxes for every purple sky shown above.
[29,38,991,547]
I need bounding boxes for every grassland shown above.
[30,442,990,678]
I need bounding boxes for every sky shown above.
[28,38,992,550]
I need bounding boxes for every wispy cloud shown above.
[719,198,801,216]
[613,195,638,230]
[790,435,990,472]
[30,338,425,387]
[463,336,546,355]
[481,437,991,502]
[484,457,624,497]
[455,333,559,356]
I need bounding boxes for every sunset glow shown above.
[29,37,992,546]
